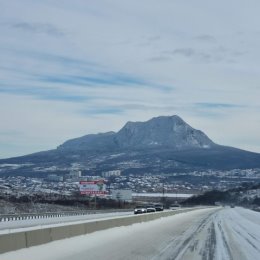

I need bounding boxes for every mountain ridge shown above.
[1,115,260,175]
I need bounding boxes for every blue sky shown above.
[1,0,260,158]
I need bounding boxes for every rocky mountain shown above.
[59,115,215,151]
[1,115,260,176]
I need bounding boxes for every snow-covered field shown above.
[1,207,259,260]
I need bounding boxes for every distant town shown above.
[1,167,259,204]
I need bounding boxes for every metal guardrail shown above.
[0,209,131,222]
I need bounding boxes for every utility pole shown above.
[162,178,165,206]
[163,182,165,200]
[94,194,97,211]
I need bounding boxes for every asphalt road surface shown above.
[1,207,259,260]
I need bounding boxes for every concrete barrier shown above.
[0,208,201,254]
[25,228,52,248]
[0,232,27,253]
[0,209,131,222]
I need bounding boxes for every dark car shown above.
[154,204,164,211]
[146,205,156,213]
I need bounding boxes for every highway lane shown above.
[1,207,259,260]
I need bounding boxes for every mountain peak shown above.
[115,115,214,149]
[124,115,184,127]
[58,115,215,151]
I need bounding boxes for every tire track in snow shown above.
[214,218,233,260]
[151,209,220,260]
[217,207,260,260]
[154,208,256,260]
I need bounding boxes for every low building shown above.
[47,174,63,182]
[111,189,132,202]
[102,170,121,178]
[65,170,82,181]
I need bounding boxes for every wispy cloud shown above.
[79,107,125,116]
[0,84,90,103]
[37,73,172,91]
[78,103,180,117]
[187,103,248,119]
[148,56,172,63]
[2,48,97,70]
[0,46,173,104]
[39,74,146,87]
[194,34,217,43]
[161,46,245,64]
[7,22,65,37]
[195,103,245,109]
[171,48,196,57]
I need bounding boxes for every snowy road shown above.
[1,207,260,260]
